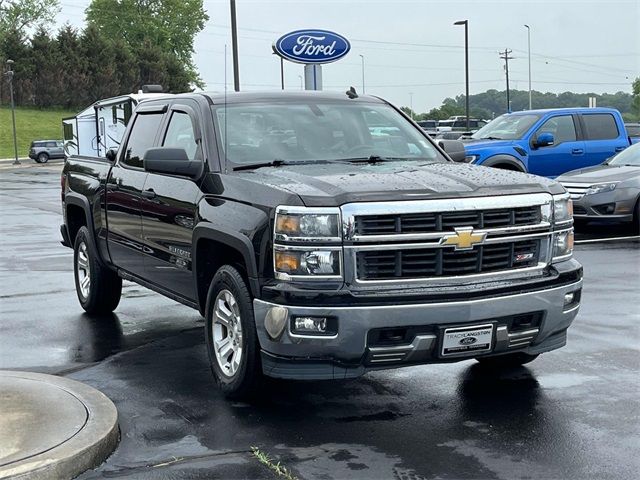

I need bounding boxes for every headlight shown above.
[464,154,479,163]
[274,248,341,278]
[584,183,618,196]
[553,195,573,224]
[553,230,574,261]
[275,207,341,241]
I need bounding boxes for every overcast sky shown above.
[56,0,639,112]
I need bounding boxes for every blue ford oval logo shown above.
[459,337,477,345]
[274,29,351,64]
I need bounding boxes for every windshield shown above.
[471,113,541,140]
[213,101,444,166]
[608,142,640,166]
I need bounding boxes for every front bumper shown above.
[571,189,637,222]
[254,261,583,380]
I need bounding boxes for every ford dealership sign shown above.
[273,29,350,64]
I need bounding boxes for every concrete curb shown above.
[0,371,119,480]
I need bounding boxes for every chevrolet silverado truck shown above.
[61,91,582,398]
[463,107,634,177]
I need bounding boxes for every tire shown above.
[634,200,640,234]
[73,226,122,314]
[36,152,49,163]
[205,265,262,399]
[476,352,539,369]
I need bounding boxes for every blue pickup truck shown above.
[463,108,636,177]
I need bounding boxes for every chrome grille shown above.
[355,206,541,236]
[560,182,591,200]
[356,240,539,280]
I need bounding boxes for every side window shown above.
[162,111,199,161]
[582,114,619,140]
[45,141,56,147]
[121,113,164,168]
[537,115,577,145]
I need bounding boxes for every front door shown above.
[105,110,164,277]
[528,114,585,177]
[140,106,202,301]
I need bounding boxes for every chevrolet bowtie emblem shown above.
[441,227,487,250]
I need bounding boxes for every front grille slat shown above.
[357,240,541,280]
[356,206,541,236]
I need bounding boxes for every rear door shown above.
[140,102,203,301]
[527,114,585,177]
[105,105,166,277]
[580,112,629,166]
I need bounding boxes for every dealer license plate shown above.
[441,324,494,357]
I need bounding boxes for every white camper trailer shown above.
[62,86,169,158]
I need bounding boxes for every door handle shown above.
[571,148,584,155]
[141,188,157,199]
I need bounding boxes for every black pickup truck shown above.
[61,91,583,398]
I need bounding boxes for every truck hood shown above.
[557,164,640,184]
[234,161,563,206]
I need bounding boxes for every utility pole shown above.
[230,0,240,91]
[409,92,414,120]
[454,20,469,130]
[280,57,284,90]
[5,60,20,165]
[524,25,532,109]
[359,54,365,94]
[499,49,514,113]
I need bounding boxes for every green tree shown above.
[31,26,62,107]
[86,0,208,87]
[632,77,640,118]
[56,25,88,109]
[0,0,59,40]
[81,25,119,104]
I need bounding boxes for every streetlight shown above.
[298,75,303,90]
[359,54,365,94]
[409,92,414,120]
[4,60,20,166]
[524,24,532,109]
[454,20,470,131]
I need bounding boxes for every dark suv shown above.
[29,140,65,163]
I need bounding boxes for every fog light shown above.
[291,316,337,336]
[564,292,575,305]
[265,306,288,340]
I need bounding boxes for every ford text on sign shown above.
[273,29,350,64]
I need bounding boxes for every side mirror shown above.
[437,139,466,162]
[143,147,202,178]
[534,132,555,148]
[106,149,117,163]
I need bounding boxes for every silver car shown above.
[558,142,640,228]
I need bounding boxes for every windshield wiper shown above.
[233,159,287,171]
[341,155,412,164]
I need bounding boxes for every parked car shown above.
[437,117,487,135]
[61,91,581,398]
[558,142,640,228]
[28,140,65,163]
[625,122,640,143]
[461,108,633,177]
[416,119,438,136]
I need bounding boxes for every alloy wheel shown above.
[212,289,244,377]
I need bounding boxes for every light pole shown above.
[4,60,20,166]
[359,54,365,94]
[524,24,532,109]
[230,0,240,91]
[409,92,414,120]
[454,20,470,131]
[298,75,303,90]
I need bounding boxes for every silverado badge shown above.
[441,227,487,251]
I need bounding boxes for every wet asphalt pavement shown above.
[1,162,639,480]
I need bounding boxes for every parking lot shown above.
[1,161,638,479]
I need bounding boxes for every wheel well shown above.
[487,163,523,172]
[66,204,87,244]
[196,239,248,315]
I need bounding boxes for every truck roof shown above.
[200,90,386,105]
[505,107,621,116]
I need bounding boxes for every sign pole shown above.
[304,64,322,91]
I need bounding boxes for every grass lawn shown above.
[0,106,76,159]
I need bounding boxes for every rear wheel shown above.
[476,352,539,369]
[205,265,262,399]
[73,226,122,314]
[36,152,49,163]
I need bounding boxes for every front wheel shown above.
[205,265,262,399]
[73,226,122,314]
[476,352,539,369]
